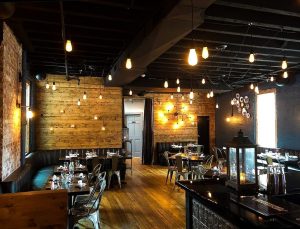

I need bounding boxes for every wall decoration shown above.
[231,93,251,119]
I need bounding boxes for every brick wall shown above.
[0,23,22,180]
[35,75,122,150]
[146,92,215,157]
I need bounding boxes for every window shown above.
[256,91,276,148]
[25,81,31,154]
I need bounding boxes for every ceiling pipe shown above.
[105,0,216,87]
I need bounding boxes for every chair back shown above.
[266,156,273,165]
[163,151,170,166]
[203,155,214,169]
[88,179,106,214]
[111,155,119,171]
[211,147,219,161]
[175,156,183,172]
[197,145,204,154]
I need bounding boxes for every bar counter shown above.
[177,178,300,229]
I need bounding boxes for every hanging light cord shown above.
[60,1,69,80]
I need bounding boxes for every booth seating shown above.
[156,141,197,166]
[0,148,124,194]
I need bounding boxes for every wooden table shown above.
[53,165,88,174]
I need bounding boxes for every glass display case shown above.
[226,130,258,193]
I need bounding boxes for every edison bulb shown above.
[101,126,106,131]
[226,117,231,122]
[108,74,112,81]
[281,59,287,70]
[216,103,219,109]
[176,78,180,84]
[250,83,254,90]
[189,91,194,100]
[207,93,210,98]
[270,76,274,82]
[181,95,185,100]
[126,58,132,69]
[99,94,103,99]
[94,116,98,120]
[255,86,259,94]
[202,46,209,59]
[164,80,168,88]
[202,78,205,84]
[283,71,288,78]
[177,86,181,93]
[189,100,193,104]
[129,89,133,95]
[170,94,174,99]
[231,99,234,105]
[188,48,198,66]
[77,99,81,106]
[45,81,50,89]
[65,40,72,52]
[249,52,255,63]
[210,90,214,97]
[83,91,87,100]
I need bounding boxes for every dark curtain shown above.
[142,98,154,165]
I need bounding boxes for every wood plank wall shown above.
[35,75,122,150]
[146,92,215,159]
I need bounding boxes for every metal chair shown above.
[107,156,121,189]
[173,156,191,189]
[72,178,106,229]
[196,145,204,155]
[163,151,177,184]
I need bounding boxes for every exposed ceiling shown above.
[4,0,300,92]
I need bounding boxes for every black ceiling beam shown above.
[196,28,300,44]
[106,0,217,87]
[214,0,300,18]
[205,15,300,33]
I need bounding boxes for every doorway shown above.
[197,116,210,155]
[125,114,143,157]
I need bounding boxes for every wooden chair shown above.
[163,151,177,184]
[107,156,121,189]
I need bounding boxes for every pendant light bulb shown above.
[189,90,194,100]
[207,93,210,99]
[202,46,209,59]
[216,103,219,109]
[52,82,56,91]
[108,74,112,81]
[177,86,181,93]
[270,76,274,82]
[189,100,193,105]
[188,48,198,66]
[45,81,50,89]
[65,40,72,52]
[249,52,255,63]
[94,115,98,120]
[129,89,133,96]
[283,71,288,78]
[126,58,132,69]
[83,91,87,100]
[210,90,214,98]
[170,94,174,99]
[281,59,287,70]
[202,78,205,84]
[77,99,81,106]
[255,86,259,94]
[176,78,180,84]
[231,99,234,106]
[181,95,185,100]
[250,83,254,90]
[164,80,168,88]
[99,94,103,100]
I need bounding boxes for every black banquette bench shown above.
[156,141,197,166]
[0,148,124,193]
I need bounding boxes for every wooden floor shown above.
[100,158,186,229]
